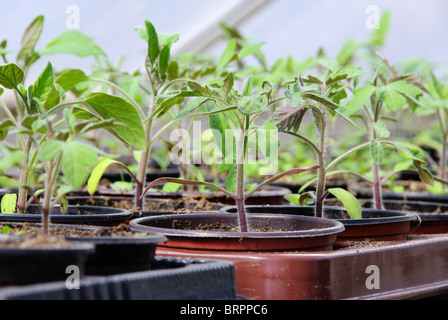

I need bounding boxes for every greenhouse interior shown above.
[1,0,448,305]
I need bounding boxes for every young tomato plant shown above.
[275,67,364,219]
[333,55,434,209]
[87,20,207,209]
[139,72,319,232]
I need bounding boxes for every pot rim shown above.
[219,204,419,227]
[129,212,345,239]
[0,204,133,222]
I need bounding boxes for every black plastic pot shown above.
[129,212,345,251]
[0,256,237,300]
[352,187,448,204]
[0,235,95,285]
[220,205,417,241]
[359,199,448,235]
[67,229,167,275]
[0,204,132,226]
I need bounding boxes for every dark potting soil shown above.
[0,223,139,240]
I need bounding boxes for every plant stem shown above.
[371,159,383,210]
[17,138,32,214]
[236,117,248,232]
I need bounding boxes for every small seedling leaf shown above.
[327,188,362,219]
[1,193,17,214]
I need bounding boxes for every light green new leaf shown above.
[1,193,17,214]
[345,85,375,116]
[45,69,89,108]
[39,139,64,160]
[0,63,24,89]
[88,158,126,195]
[39,30,106,57]
[84,92,146,150]
[217,39,236,72]
[16,15,44,66]
[373,122,390,139]
[31,61,54,103]
[327,188,362,219]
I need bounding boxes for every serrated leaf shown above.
[159,42,171,76]
[274,106,308,133]
[84,92,145,150]
[327,188,362,219]
[373,122,390,139]
[0,63,24,89]
[31,61,54,103]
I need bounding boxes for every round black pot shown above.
[0,204,132,226]
[220,205,417,241]
[65,225,167,275]
[129,212,345,251]
[359,199,448,235]
[352,187,448,204]
[0,235,94,285]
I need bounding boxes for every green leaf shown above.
[16,15,44,68]
[0,63,24,89]
[39,30,106,57]
[162,182,182,193]
[242,75,253,96]
[39,140,64,160]
[238,42,265,59]
[88,158,126,195]
[0,87,3,96]
[370,139,384,165]
[373,122,390,139]
[1,193,17,214]
[84,92,146,150]
[414,160,434,187]
[61,141,98,189]
[345,85,375,116]
[174,97,209,120]
[0,119,15,140]
[31,61,54,103]
[45,69,89,108]
[222,72,234,99]
[239,96,268,116]
[145,20,159,65]
[217,39,236,71]
[225,165,237,193]
[159,43,171,76]
[327,188,362,219]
